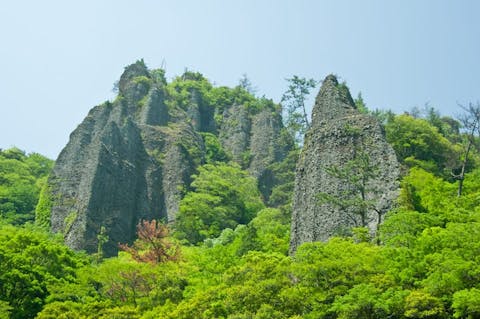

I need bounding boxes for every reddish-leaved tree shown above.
[119,220,180,264]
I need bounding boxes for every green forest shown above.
[2,73,480,319]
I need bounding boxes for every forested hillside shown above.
[1,73,480,318]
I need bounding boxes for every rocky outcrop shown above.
[290,75,400,253]
[49,61,203,255]
[49,60,291,256]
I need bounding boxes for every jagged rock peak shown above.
[118,59,151,93]
[290,75,400,254]
[311,74,356,125]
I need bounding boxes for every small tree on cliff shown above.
[453,102,480,197]
[317,126,387,238]
[317,149,388,228]
[281,76,317,144]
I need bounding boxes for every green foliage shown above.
[385,114,458,175]
[249,208,290,254]
[281,75,317,144]
[175,163,264,244]
[35,181,53,228]
[0,148,53,225]
[0,301,12,319]
[150,68,167,86]
[96,226,109,262]
[396,167,480,222]
[410,104,462,143]
[208,85,256,115]
[90,256,185,308]
[370,108,396,125]
[404,290,446,318]
[267,147,299,208]
[452,288,480,318]
[379,209,440,247]
[238,73,257,95]
[63,211,77,237]
[0,224,85,319]
[330,283,404,319]
[166,71,212,111]
[131,75,152,87]
[165,69,277,139]
[354,92,369,114]
[200,132,229,163]
[19,162,480,318]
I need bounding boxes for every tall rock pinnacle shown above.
[290,75,400,253]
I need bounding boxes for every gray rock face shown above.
[50,62,204,256]
[249,109,286,177]
[50,61,291,256]
[290,75,400,253]
[219,104,251,164]
[219,105,289,199]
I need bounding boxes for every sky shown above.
[1,0,479,159]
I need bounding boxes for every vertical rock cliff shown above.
[220,105,290,200]
[290,75,400,253]
[49,61,204,255]
[48,60,292,255]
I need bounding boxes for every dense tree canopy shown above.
[0,148,53,225]
[174,162,265,244]
[385,114,458,175]
[0,223,85,319]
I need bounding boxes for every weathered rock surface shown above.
[220,104,251,164]
[219,105,289,200]
[49,60,291,255]
[290,75,400,253]
[50,61,203,255]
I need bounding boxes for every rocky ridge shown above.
[48,60,291,255]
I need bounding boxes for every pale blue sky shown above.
[1,0,479,159]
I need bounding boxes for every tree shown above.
[0,301,12,319]
[385,114,457,176]
[452,288,480,318]
[329,283,391,319]
[238,73,257,95]
[0,148,53,225]
[354,92,369,114]
[317,128,387,234]
[200,132,230,163]
[175,163,264,244]
[318,149,383,229]
[404,290,446,318]
[95,226,109,262]
[281,76,317,144]
[119,220,180,264]
[452,102,480,196]
[0,224,84,319]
